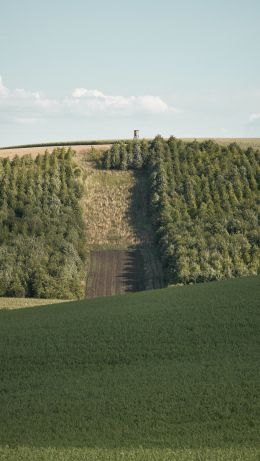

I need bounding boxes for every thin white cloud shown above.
[0,75,8,97]
[13,116,38,125]
[137,95,170,113]
[0,76,60,123]
[0,76,174,124]
[71,88,171,114]
[72,88,105,99]
[249,113,260,122]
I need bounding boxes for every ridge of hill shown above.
[0,275,259,460]
[1,137,260,159]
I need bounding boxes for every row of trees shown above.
[0,148,85,298]
[103,140,150,170]
[103,137,260,284]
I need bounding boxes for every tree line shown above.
[103,137,260,284]
[0,148,85,299]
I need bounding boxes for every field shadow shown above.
[87,250,145,297]
[126,172,151,247]
[126,171,165,289]
[118,250,145,292]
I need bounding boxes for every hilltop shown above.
[1,137,260,159]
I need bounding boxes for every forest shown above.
[0,148,85,299]
[1,137,259,299]
[103,137,260,284]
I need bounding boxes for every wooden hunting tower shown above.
[134,129,140,139]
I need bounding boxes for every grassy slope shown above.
[81,166,139,249]
[78,153,155,250]
[0,276,259,461]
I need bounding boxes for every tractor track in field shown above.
[86,250,145,298]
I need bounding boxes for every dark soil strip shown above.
[87,250,145,298]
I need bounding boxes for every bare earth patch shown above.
[87,250,145,298]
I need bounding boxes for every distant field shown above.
[0,276,259,460]
[182,137,260,149]
[0,138,260,159]
[0,297,67,309]
[0,143,110,159]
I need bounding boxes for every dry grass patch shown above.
[0,298,68,310]
[82,167,140,249]
[0,144,110,160]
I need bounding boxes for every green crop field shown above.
[0,275,259,461]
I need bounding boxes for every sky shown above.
[0,0,260,145]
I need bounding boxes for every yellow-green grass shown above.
[0,297,68,309]
[181,137,260,149]
[0,144,109,160]
[82,167,139,249]
[0,276,259,460]
[79,161,163,289]
[78,157,154,251]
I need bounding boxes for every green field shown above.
[0,276,259,460]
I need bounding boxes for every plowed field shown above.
[87,250,145,298]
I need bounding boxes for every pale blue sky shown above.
[1,0,260,145]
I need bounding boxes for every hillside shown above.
[0,136,259,305]
[0,275,259,461]
[0,143,163,305]
[104,137,260,283]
